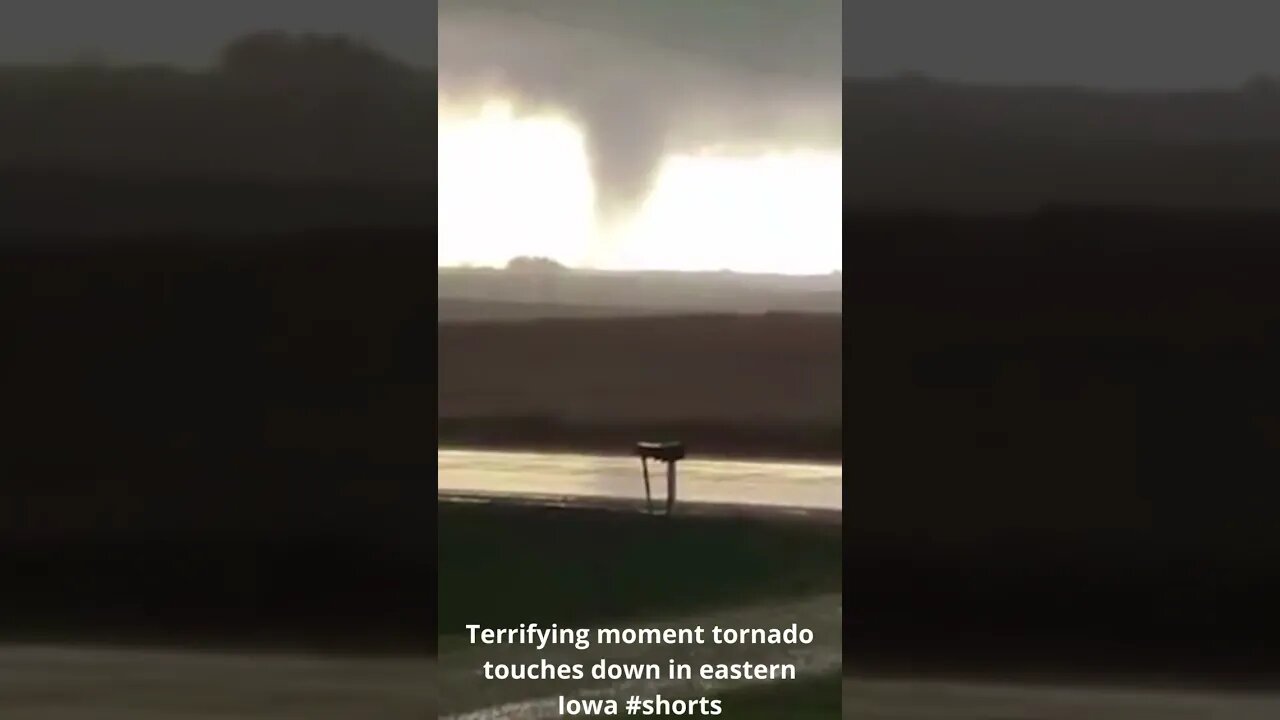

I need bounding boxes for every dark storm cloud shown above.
[0,0,842,225]
[438,0,841,226]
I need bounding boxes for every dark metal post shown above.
[666,460,677,515]
[641,456,653,513]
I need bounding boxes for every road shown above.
[5,643,1280,719]
[0,645,437,720]
[437,449,842,511]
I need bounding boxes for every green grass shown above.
[438,501,841,641]
[711,672,842,719]
[437,503,841,717]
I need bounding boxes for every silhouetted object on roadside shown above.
[636,441,685,515]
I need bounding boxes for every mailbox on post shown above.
[635,441,686,515]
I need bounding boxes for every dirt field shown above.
[438,313,843,458]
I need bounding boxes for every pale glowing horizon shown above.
[438,99,842,275]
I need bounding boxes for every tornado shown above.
[438,1,841,229]
[575,93,666,229]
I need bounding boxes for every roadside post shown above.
[634,441,686,515]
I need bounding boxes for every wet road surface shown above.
[0,645,437,720]
[437,449,842,511]
[5,643,1279,719]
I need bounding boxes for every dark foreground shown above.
[4,210,1280,687]
[1,496,840,652]
[437,499,842,640]
[436,500,842,718]
[848,206,1280,682]
[9,650,1280,720]
[2,499,844,718]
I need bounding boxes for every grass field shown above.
[718,673,842,719]
[438,313,843,459]
[438,500,841,637]
[438,500,843,718]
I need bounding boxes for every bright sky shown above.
[438,99,842,275]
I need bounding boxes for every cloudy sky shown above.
[437,0,842,273]
[0,0,436,68]
[2,0,1277,89]
[848,0,1280,89]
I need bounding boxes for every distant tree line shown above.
[505,256,567,273]
[844,74,1280,211]
[3,32,1280,214]
[218,31,418,88]
[0,32,434,187]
